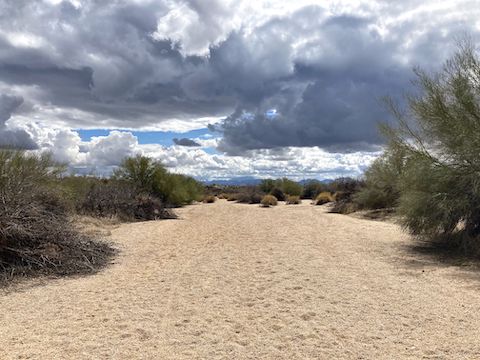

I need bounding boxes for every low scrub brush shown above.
[261,195,278,207]
[236,192,263,204]
[0,150,115,282]
[203,195,216,203]
[286,195,302,205]
[315,192,334,205]
[270,187,285,201]
[227,193,239,201]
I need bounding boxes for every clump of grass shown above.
[261,195,278,207]
[203,195,216,203]
[315,192,334,205]
[286,195,301,205]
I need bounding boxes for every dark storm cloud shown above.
[213,9,479,154]
[0,94,37,149]
[0,0,478,153]
[173,137,201,147]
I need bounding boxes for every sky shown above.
[0,0,479,181]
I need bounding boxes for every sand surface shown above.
[1,200,480,359]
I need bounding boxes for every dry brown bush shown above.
[315,192,334,205]
[79,181,175,221]
[0,150,115,283]
[261,195,278,207]
[236,192,263,204]
[203,195,216,203]
[227,193,239,201]
[286,195,302,205]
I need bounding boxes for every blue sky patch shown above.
[77,128,215,146]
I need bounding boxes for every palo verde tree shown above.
[114,155,203,206]
[382,39,480,249]
[354,147,406,210]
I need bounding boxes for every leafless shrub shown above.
[0,150,115,283]
[79,180,176,221]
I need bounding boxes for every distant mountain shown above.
[202,177,263,186]
[202,177,334,186]
[298,178,333,185]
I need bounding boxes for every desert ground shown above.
[1,200,480,359]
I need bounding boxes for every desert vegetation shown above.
[261,194,278,207]
[315,192,334,205]
[0,150,114,282]
[0,152,204,283]
[203,195,216,203]
[114,155,203,207]
[286,195,302,205]
[381,41,480,254]
[333,41,480,255]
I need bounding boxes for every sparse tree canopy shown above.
[383,39,480,248]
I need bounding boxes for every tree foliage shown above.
[354,148,406,209]
[382,40,480,248]
[259,178,303,197]
[114,155,203,206]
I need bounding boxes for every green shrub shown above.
[270,187,285,201]
[113,155,160,194]
[259,179,276,194]
[353,149,405,210]
[236,192,263,204]
[157,173,203,207]
[302,180,325,199]
[261,195,278,207]
[227,193,239,201]
[279,178,303,196]
[249,193,263,204]
[115,155,203,207]
[286,195,301,204]
[59,175,100,211]
[329,178,364,194]
[382,40,480,253]
[260,178,302,196]
[328,178,365,214]
[330,200,359,214]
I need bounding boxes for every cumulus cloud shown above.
[0,0,478,177]
[0,94,37,149]
[85,131,140,167]
[25,126,377,180]
[172,137,201,147]
[0,0,478,154]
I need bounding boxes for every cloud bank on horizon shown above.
[0,0,478,180]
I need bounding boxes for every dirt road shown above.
[1,200,480,359]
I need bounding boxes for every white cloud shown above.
[23,125,378,180]
[84,131,140,166]
[1,0,476,179]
